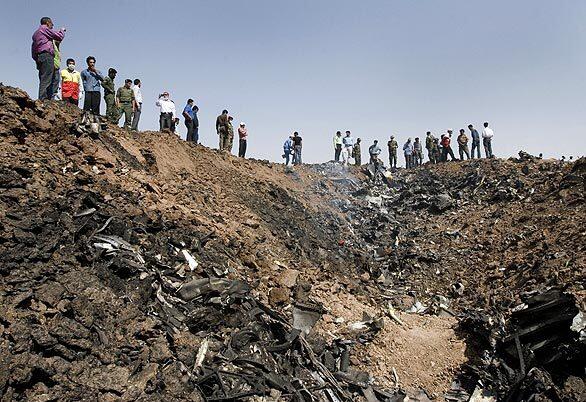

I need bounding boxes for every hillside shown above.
[0,85,584,401]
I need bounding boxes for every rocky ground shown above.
[0,85,584,401]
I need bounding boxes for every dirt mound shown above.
[0,84,584,401]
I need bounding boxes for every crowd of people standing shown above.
[334,123,495,169]
[32,16,496,169]
[31,16,250,156]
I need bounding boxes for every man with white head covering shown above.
[156,91,176,131]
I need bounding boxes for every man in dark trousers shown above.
[183,99,198,142]
[238,122,248,157]
[292,131,303,165]
[468,124,481,159]
[31,17,66,100]
[81,56,104,115]
[441,130,457,161]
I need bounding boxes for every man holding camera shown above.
[156,92,176,132]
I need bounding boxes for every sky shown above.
[1,0,585,164]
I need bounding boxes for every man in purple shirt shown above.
[31,17,66,100]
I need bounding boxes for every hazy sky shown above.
[2,0,585,164]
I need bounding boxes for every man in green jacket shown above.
[425,131,436,163]
[102,68,118,123]
[116,79,136,130]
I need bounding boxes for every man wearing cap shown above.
[102,68,118,123]
[238,122,248,157]
[387,135,398,169]
[216,110,229,150]
[31,17,66,100]
[156,92,176,131]
[116,79,136,130]
[81,56,104,115]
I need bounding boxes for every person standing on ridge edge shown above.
[353,138,362,166]
[283,135,293,166]
[51,40,61,99]
[116,79,136,130]
[102,68,118,123]
[81,56,104,115]
[292,131,303,165]
[156,91,176,131]
[183,98,198,142]
[333,131,343,162]
[413,137,423,166]
[468,124,481,159]
[369,140,381,164]
[238,122,248,157]
[482,122,494,158]
[60,58,81,105]
[441,130,457,161]
[457,129,470,160]
[387,136,398,168]
[342,131,354,166]
[31,17,66,100]
[131,79,143,131]
[403,138,414,168]
[425,131,435,163]
[216,110,229,150]
[226,116,235,153]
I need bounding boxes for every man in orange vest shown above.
[60,58,81,105]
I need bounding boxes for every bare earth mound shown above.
[0,85,584,401]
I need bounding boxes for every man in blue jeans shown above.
[31,17,66,100]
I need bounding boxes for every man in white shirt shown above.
[482,122,494,158]
[155,91,176,132]
[131,79,143,131]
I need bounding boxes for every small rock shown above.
[269,287,290,306]
[277,269,300,288]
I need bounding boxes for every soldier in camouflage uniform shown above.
[431,138,441,163]
[387,135,398,168]
[116,79,136,130]
[102,68,119,123]
[226,116,235,153]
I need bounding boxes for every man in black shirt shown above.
[292,131,303,165]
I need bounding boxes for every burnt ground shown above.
[0,84,584,401]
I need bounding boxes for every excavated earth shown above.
[0,85,584,401]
